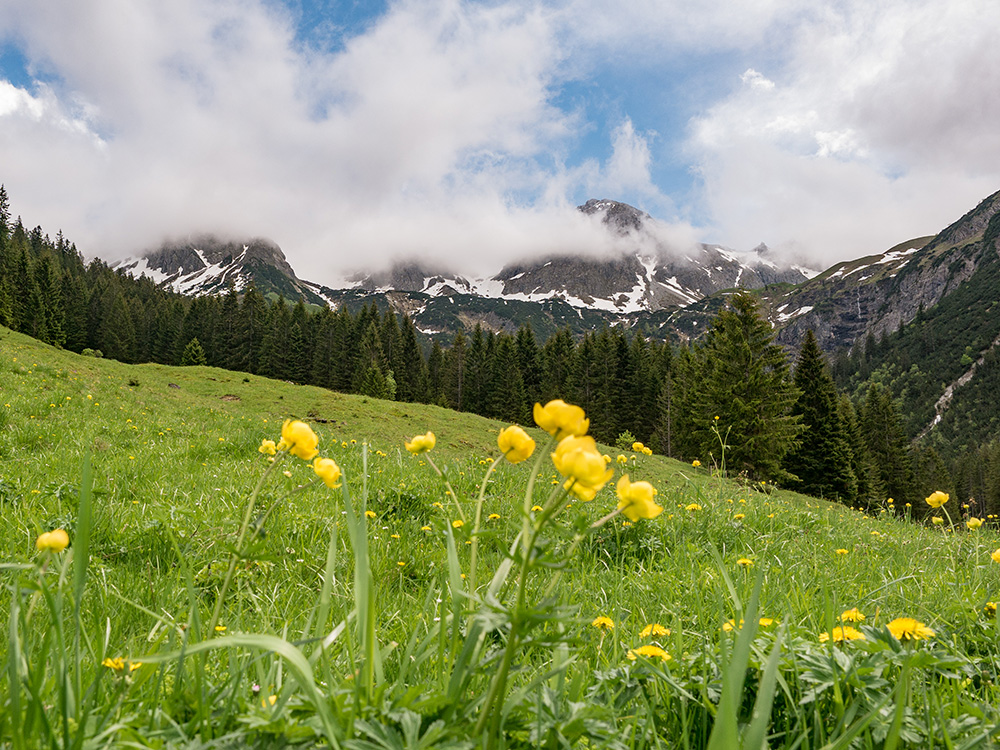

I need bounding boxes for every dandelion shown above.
[736,558,753,568]
[214,625,227,633]
[640,623,669,638]
[967,517,983,530]
[931,516,944,525]
[101,657,141,674]
[533,399,589,439]
[531,505,544,512]
[497,425,535,464]
[591,616,615,632]
[36,529,69,553]
[405,431,436,455]
[280,420,319,461]
[627,645,671,661]
[616,475,663,521]
[886,617,935,641]
[397,561,406,567]
[258,439,277,456]
[365,510,376,519]
[733,513,746,520]
[685,503,701,511]
[312,457,342,489]
[984,602,997,617]
[487,513,500,521]
[691,460,701,468]
[819,626,866,643]
[452,519,464,529]
[840,608,865,623]
[420,526,432,532]
[925,491,949,509]
[835,548,849,555]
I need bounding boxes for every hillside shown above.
[4,327,1000,747]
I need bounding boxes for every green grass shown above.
[3,325,1000,748]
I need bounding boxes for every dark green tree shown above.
[782,330,857,501]
[859,384,915,503]
[180,337,208,366]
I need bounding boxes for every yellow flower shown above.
[258,439,277,456]
[931,516,944,525]
[616,475,663,522]
[835,548,849,555]
[685,503,701,511]
[312,457,342,489]
[591,616,615,631]
[533,400,589,439]
[280,420,319,461]
[733,513,746,520]
[551,435,613,500]
[405,431,436,455]
[722,619,742,632]
[627,645,670,661]
[531,505,544,512]
[214,625,227,633]
[886,617,935,641]
[497,425,535,464]
[967,517,983,530]
[365,510,376,519]
[984,602,997,617]
[36,529,70,553]
[631,441,645,453]
[691,460,701,468]
[736,558,753,568]
[602,454,611,463]
[640,623,669,638]
[840,608,865,623]
[487,513,501,521]
[819,626,866,643]
[642,446,653,456]
[420,525,432,531]
[101,657,141,674]
[452,519,464,529]
[925,491,949,508]
[992,548,1000,564]
[616,454,628,465]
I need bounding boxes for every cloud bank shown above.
[0,0,998,281]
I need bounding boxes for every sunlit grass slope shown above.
[4,325,1000,747]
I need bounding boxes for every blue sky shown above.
[1,0,999,282]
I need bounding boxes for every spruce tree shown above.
[692,292,803,480]
[859,384,916,503]
[838,395,883,507]
[180,337,208,366]
[782,330,857,501]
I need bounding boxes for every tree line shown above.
[1,184,962,513]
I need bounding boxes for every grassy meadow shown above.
[3,325,1000,748]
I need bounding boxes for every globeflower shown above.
[405,431,436,455]
[691,460,701,468]
[36,529,70,553]
[312,457,342,489]
[967,517,983,530]
[551,435,613,500]
[258,439,277,456]
[280,420,319,461]
[533,400,589,439]
[931,517,944,525]
[886,617,935,641]
[992,548,1000,564]
[616,475,663,521]
[631,441,645,453]
[925,491,949,509]
[497,425,535,464]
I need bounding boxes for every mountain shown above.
[116,200,812,337]
[114,235,334,307]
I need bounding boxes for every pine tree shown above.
[181,337,208,366]
[514,325,543,406]
[397,314,428,402]
[691,292,803,481]
[540,327,574,401]
[838,395,883,507]
[782,330,857,501]
[486,334,528,423]
[352,321,390,399]
[427,339,447,406]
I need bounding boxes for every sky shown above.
[1,0,999,284]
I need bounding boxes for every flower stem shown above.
[467,456,503,609]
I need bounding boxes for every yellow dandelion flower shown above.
[736,558,753,568]
[420,525,432,532]
[627,645,671,661]
[685,503,701,511]
[984,602,997,617]
[835,548,849,555]
[487,513,501,521]
[640,623,670,638]
[840,608,865,623]
[530,505,544,512]
[886,617,935,641]
[365,510,376,519]
[819,626,866,643]
[591,616,615,631]
[733,513,746,520]
[214,625,227,633]
[405,431,436,455]
[452,519,464,529]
